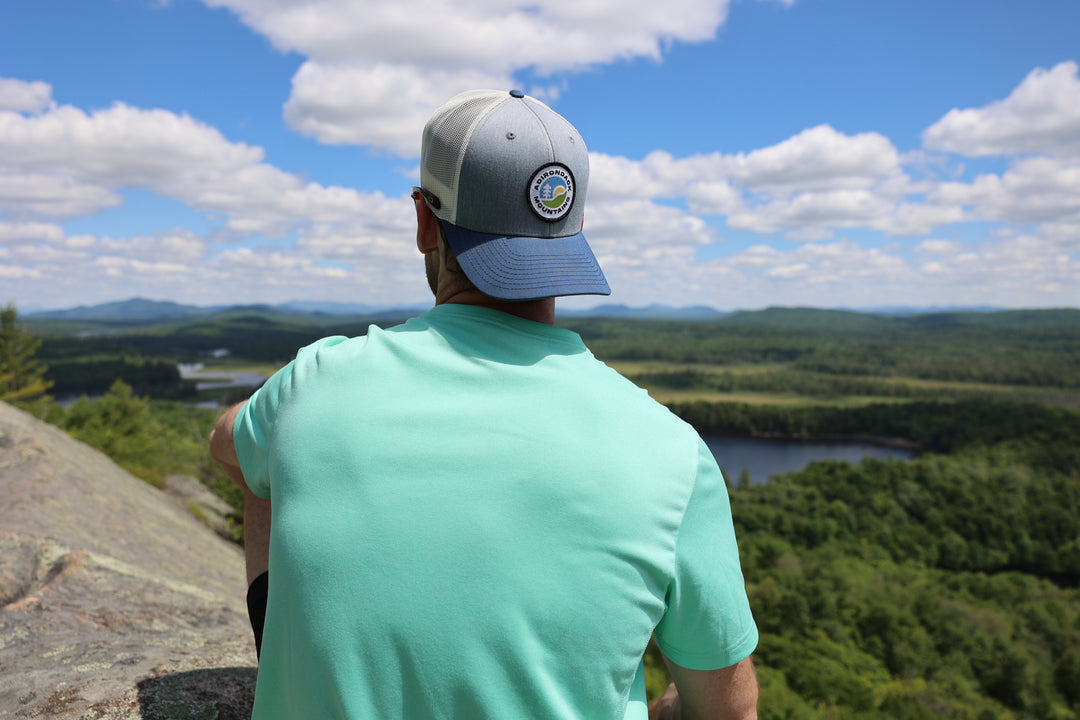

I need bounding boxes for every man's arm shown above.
[209,401,248,491]
[648,654,758,720]
[209,401,271,586]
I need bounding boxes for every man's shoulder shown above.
[574,356,701,438]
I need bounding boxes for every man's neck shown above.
[438,289,556,326]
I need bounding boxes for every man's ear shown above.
[414,194,441,255]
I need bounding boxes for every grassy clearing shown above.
[878,376,1080,407]
[199,359,284,377]
[611,360,1080,408]
[608,361,788,376]
[643,389,911,407]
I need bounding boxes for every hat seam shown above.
[521,97,555,160]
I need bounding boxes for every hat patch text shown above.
[529,165,575,222]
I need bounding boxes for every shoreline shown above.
[697,428,923,453]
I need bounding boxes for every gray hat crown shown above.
[420,90,589,239]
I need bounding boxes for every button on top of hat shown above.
[509,89,525,98]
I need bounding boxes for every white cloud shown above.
[686,181,744,216]
[933,155,1080,225]
[721,124,901,193]
[0,98,409,244]
[0,78,52,113]
[0,265,43,280]
[723,188,962,238]
[0,90,440,308]
[727,244,779,268]
[0,103,264,183]
[0,172,122,219]
[919,62,1080,232]
[0,102,266,223]
[727,189,890,235]
[282,63,511,154]
[707,239,919,306]
[204,0,731,152]
[923,61,1080,158]
[767,263,808,279]
[0,221,67,246]
[910,233,1078,303]
[207,0,728,72]
[205,245,430,307]
[592,126,902,204]
[589,126,930,239]
[94,231,207,262]
[589,151,689,202]
[915,239,962,255]
[576,198,719,304]
[880,203,965,236]
[586,199,715,263]
[1039,221,1080,251]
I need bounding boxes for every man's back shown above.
[234,304,757,719]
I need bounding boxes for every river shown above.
[702,434,915,485]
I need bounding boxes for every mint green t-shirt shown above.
[234,304,757,719]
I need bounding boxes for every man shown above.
[210,89,758,719]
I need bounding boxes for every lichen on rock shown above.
[0,401,257,719]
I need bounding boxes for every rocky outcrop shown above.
[0,402,256,719]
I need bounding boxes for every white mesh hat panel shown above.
[420,90,508,225]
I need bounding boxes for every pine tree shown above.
[0,303,53,402]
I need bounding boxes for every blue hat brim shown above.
[439,220,611,301]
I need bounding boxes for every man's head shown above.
[413,89,610,302]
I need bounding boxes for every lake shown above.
[178,363,268,391]
[703,434,915,485]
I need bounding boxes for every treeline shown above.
[37,311,406,367]
[732,447,1080,719]
[735,451,1080,583]
[564,310,1080,388]
[632,367,985,401]
[46,355,195,398]
[33,313,408,400]
[669,398,1080,461]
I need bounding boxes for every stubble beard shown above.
[425,252,439,298]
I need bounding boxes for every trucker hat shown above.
[415,89,610,301]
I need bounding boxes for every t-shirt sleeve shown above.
[232,361,291,500]
[653,437,758,670]
[232,336,351,500]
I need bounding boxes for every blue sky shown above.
[1,0,1078,311]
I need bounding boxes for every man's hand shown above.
[209,402,247,490]
[649,655,758,720]
[648,682,680,720]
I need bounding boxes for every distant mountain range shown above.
[27,298,220,321]
[25,297,1014,323]
[26,298,424,322]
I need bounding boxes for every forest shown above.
[5,303,1080,719]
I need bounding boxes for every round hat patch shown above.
[528,164,575,222]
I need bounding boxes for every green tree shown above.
[0,303,53,402]
[62,379,166,486]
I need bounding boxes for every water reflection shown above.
[703,434,914,485]
[178,363,267,391]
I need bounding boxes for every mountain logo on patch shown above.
[528,164,575,222]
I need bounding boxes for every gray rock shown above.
[162,474,238,542]
[0,402,256,719]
